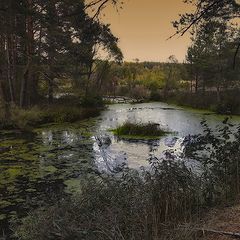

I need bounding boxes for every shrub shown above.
[45,105,101,123]
[81,95,104,108]
[184,120,240,204]
[150,90,163,101]
[0,103,101,130]
[168,90,240,115]
[215,91,240,114]
[0,104,44,130]
[11,106,44,128]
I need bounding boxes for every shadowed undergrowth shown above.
[13,160,200,240]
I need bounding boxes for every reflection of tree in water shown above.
[147,137,183,164]
[147,139,160,163]
[94,135,127,174]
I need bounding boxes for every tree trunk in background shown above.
[4,1,17,104]
[6,34,16,103]
[85,62,93,97]
[216,85,221,103]
[20,0,34,107]
[48,73,54,104]
[0,35,7,102]
[195,73,199,93]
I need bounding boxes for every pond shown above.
[0,102,240,237]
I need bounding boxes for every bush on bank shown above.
[0,96,102,130]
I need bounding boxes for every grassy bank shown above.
[13,159,240,240]
[13,161,201,240]
[0,97,102,131]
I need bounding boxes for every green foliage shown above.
[184,120,240,204]
[0,101,100,130]
[137,69,166,90]
[112,122,168,139]
[0,104,44,130]
[107,61,186,99]
[173,8,240,114]
[10,106,44,129]
[214,90,240,114]
[168,90,240,115]
[80,95,104,108]
[184,19,240,97]
[149,90,163,101]
[44,106,100,124]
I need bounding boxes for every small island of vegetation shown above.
[111,122,169,140]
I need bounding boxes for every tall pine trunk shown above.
[6,34,16,103]
[20,0,34,107]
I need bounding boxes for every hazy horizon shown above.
[102,0,194,62]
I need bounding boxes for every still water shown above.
[0,102,239,235]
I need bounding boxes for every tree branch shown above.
[92,0,109,19]
[168,0,222,40]
[180,0,222,36]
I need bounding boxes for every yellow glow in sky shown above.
[102,0,194,62]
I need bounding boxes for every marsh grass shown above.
[0,102,101,130]
[14,160,200,240]
[112,122,169,140]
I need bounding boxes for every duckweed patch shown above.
[64,179,82,194]
[0,200,13,208]
[0,214,7,220]
[42,166,58,175]
[0,116,99,237]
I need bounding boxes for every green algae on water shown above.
[64,179,82,194]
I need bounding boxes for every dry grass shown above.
[198,204,240,240]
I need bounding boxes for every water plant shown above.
[112,122,169,140]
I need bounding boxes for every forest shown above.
[1,0,240,129]
[1,0,240,240]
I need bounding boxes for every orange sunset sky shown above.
[102,0,194,62]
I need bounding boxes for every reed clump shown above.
[112,122,168,139]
